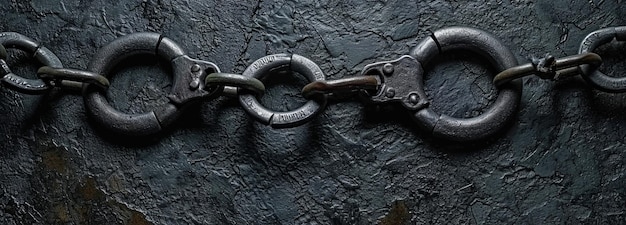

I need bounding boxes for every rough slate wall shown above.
[0,0,625,224]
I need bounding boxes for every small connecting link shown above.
[205,72,265,97]
[37,66,110,91]
[493,52,602,87]
[301,75,379,99]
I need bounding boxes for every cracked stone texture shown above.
[0,0,625,224]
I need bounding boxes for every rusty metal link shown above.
[37,66,110,91]
[493,52,602,87]
[301,75,379,99]
[205,72,266,97]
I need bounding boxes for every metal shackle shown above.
[578,26,626,92]
[84,32,220,136]
[410,27,522,142]
[238,54,328,128]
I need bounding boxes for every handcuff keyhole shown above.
[423,50,498,119]
[107,54,172,115]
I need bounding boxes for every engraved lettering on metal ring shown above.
[84,32,192,136]
[238,53,328,128]
[578,26,626,92]
[0,32,63,94]
[410,27,522,142]
[253,55,276,70]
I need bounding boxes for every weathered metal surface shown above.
[410,27,522,142]
[0,32,63,94]
[0,0,625,224]
[239,53,327,128]
[579,26,626,92]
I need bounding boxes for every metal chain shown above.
[493,53,602,87]
[1,26,624,141]
[205,73,266,97]
[301,76,379,99]
[37,66,111,91]
[0,32,110,94]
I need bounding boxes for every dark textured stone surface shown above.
[1,0,625,224]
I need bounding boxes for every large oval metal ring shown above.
[410,27,521,142]
[0,32,63,94]
[238,54,327,128]
[84,32,188,136]
[578,26,626,92]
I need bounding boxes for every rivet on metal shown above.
[191,64,201,73]
[383,63,394,76]
[409,93,419,105]
[189,80,200,90]
[385,88,396,98]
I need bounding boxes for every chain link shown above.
[37,66,110,91]
[0,32,63,94]
[493,52,602,87]
[301,75,379,99]
[205,72,265,97]
[1,26,624,141]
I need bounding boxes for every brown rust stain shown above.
[79,177,104,201]
[380,200,411,225]
[41,149,67,173]
[79,177,153,224]
[34,142,154,223]
[107,174,125,193]
[128,211,153,225]
[54,204,69,223]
